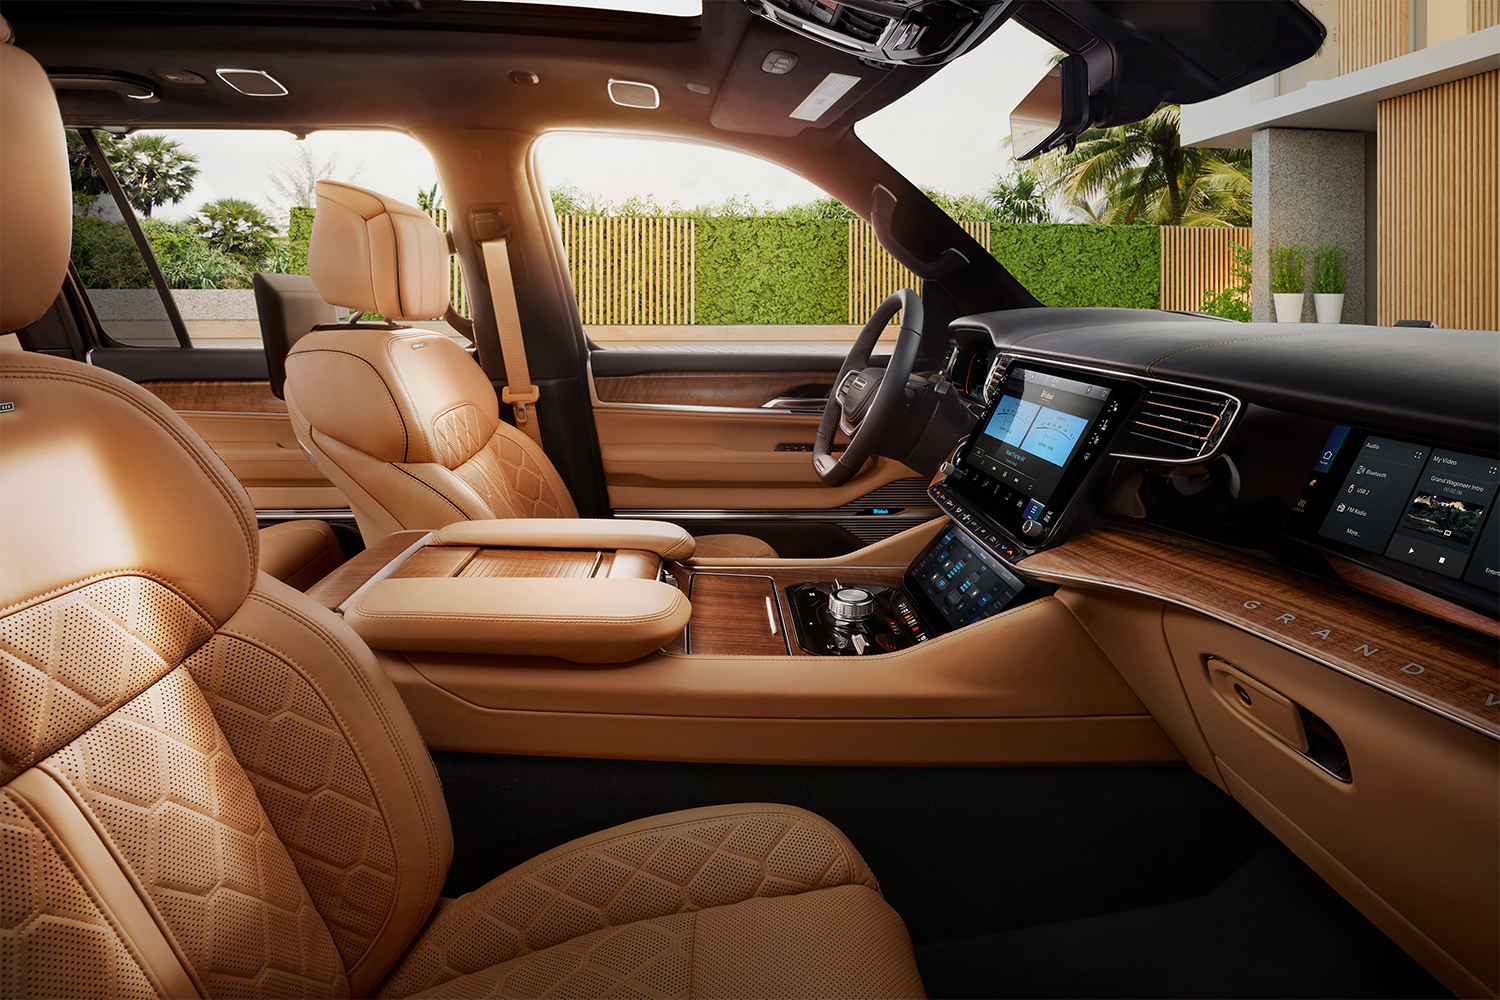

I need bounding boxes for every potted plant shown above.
[1312,244,1348,324]
[1268,244,1306,323]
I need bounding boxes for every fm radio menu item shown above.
[1312,429,1499,591]
[965,369,1110,507]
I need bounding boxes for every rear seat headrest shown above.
[0,21,73,333]
[308,179,451,323]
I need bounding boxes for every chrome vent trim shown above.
[1116,387,1239,463]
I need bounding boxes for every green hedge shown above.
[288,207,315,276]
[991,224,1160,310]
[694,218,846,325]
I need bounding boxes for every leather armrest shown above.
[430,519,695,560]
[343,577,691,663]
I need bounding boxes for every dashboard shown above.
[932,309,1500,623]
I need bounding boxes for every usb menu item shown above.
[1318,436,1430,553]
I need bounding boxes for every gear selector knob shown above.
[827,587,876,623]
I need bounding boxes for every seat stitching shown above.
[0,567,216,627]
[1,784,185,1000]
[3,369,257,605]
[235,590,448,964]
[391,464,473,519]
[289,347,410,460]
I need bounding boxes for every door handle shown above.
[760,397,827,413]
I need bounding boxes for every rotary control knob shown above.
[1020,518,1045,540]
[827,587,876,624]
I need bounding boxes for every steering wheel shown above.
[813,288,924,487]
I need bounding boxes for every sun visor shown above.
[710,20,886,136]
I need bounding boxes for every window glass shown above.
[536,132,906,353]
[69,128,443,348]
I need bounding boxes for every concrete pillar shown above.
[1251,129,1367,324]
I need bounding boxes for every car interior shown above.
[0,2,1495,999]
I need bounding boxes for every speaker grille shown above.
[608,79,660,109]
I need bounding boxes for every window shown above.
[536,132,907,353]
[69,128,444,348]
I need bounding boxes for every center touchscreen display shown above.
[964,368,1112,509]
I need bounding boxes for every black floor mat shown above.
[915,842,1450,999]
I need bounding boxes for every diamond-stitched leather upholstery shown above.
[377,804,883,998]
[184,633,401,971]
[0,795,159,1000]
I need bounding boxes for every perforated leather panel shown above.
[0,576,214,783]
[448,430,577,522]
[379,806,878,998]
[408,913,694,1000]
[44,667,349,999]
[0,794,160,1000]
[690,535,780,560]
[183,634,400,972]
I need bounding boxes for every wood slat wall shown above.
[1377,70,1499,330]
[423,208,468,317]
[1158,226,1251,312]
[1337,0,1409,75]
[1473,0,1500,30]
[559,216,695,325]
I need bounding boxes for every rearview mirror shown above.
[1011,55,1090,160]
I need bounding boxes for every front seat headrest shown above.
[308,179,451,323]
[0,20,73,333]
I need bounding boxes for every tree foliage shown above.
[990,224,1160,308]
[987,170,1053,224]
[1029,105,1251,226]
[1199,241,1252,321]
[267,145,362,216]
[197,198,277,269]
[100,134,201,217]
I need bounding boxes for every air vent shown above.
[1117,388,1238,462]
[838,7,890,43]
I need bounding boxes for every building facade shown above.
[1181,0,1498,330]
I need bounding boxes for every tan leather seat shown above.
[282,179,777,561]
[0,28,922,998]
[258,519,344,591]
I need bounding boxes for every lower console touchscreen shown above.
[945,364,1133,543]
[904,523,1026,631]
[1292,425,1500,605]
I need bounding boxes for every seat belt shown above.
[478,235,543,446]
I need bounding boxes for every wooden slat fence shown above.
[1377,70,1498,330]
[847,220,989,323]
[559,216,695,325]
[423,207,470,317]
[1337,0,1409,75]
[1474,0,1500,31]
[1159,226,1251,313]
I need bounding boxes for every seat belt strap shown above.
[479,236,543,446]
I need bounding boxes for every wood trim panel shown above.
[390,546,479,580]
[1021,523,1499,738]
[594,372,834,408]
[683,574,788,656]
[305,530,429,610]
[460,549,601,579]
[1337,0,1407,76]
[140,380,288,414]
[1377,70,1499,330]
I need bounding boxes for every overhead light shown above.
[216,68,288,97]
[155,69,206,85]
[509,71,540,84]
[608,79,659,109]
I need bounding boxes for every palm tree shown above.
[1031,104,1250,226]
[102,134,200,217]
[197,198,277,267]
[987,170,1052,224]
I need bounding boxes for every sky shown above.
[145,14,1058,224]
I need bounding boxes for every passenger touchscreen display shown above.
[963,368,1113,515]
[1297,426,1500,594]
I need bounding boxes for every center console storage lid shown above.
[343,576,691,663]
[431,518,696,560]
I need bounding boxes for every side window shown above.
[69,128,452,348]
[535,133,905,353]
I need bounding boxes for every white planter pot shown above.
[1273,292,1305,323]
[1314,293,1345,324]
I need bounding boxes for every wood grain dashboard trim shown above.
[594,372,834,409]
[1021,523,1500,739]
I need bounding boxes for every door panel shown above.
[138,379,348,513]
[589,356,939,555]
